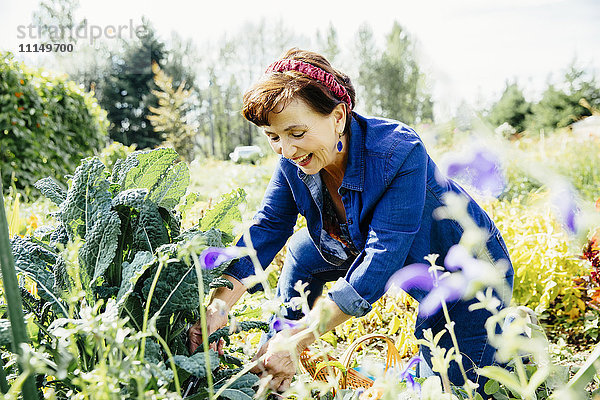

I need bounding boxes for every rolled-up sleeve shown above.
[328,142,427,317]
[224,160,298,292]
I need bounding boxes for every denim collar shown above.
[296,112,365,192]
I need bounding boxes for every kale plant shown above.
[8,148,265,398]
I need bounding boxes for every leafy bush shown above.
[7,147,263,398]
[483,196,587,317]
[0,51,108,197]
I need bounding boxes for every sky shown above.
[1,0,599,120]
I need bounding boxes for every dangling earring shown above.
[337,132,343,152]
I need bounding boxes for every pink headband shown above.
[265,59,353,109]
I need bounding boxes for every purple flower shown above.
[551,185,578,234]
[270,316,300,332]
[386,263,465,317]
[386,245,491,317]
[199,247,239,270]
[399,356,422,392]
[445,149,505,197]
[444,244,492,282]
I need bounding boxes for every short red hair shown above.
[242,48,356,135]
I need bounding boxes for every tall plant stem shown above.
[0,355,8,394]
[514,357,532,400]
[191,252,214,399]
[441,300,474,400]
[139,257,167,361]
[0,180,38,399]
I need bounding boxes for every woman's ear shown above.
[332,103,347,133]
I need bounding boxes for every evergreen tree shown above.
[147,63,197,162]
[355,22,433,123]
[99,20,166,149]
[316,23,340,64]
[488,82,531,132]
[354,23,379,114]
[527,64,600,133]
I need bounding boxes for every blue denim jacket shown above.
[224,112,513,317]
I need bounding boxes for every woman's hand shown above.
[250,333,297,393]
[187,300,229,355]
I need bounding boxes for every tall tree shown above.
[148,63,197,162]
[199,66,246,159]
[32,0,86,45]
[316,23,340,64]
[354,23,379,114]
[376,22,432,123]
[98,19,166,148]
[488,82,532,132]
[527,63,600,133]
[354,22,432,123]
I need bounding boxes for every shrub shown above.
[0,51,108,197]
[482,196,587,317]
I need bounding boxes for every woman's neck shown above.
[322,134,349,186]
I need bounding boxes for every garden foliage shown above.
[5,147,263,398]
[484,197,587,317]
[0,51,108,196]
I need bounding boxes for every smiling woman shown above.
[188,48,514,397]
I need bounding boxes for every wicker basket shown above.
[299,333,402,390]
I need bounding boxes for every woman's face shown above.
[262,98,346,175]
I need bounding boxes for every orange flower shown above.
[17,106,24,112]
[359,387,384,400]
[36,123,41,128]
[15,92,23,98]
[20,79,25,85]
[596,197,600,211]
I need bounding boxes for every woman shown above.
[188,48,514,394]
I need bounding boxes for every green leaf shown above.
[11,236,56,289]
[59,157,112,240]
[217,389,253,400]
[11,236,60,306]
[80,210,121,285]
[115,148,179,196]
[479,366,523,396]
[112,188,170,254]
[116,251,155,308]
[142,259,198,326]
[148,160,189,209]
[199,189,246,242]
[484,378,500,395]
[215,373,259,398]
[179,191,200,221]
[173,349,219,378]
[0,319,13,347]
[144,338,163,364]
[34,177,66,206]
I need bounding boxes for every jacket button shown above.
[348,218,353,225]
